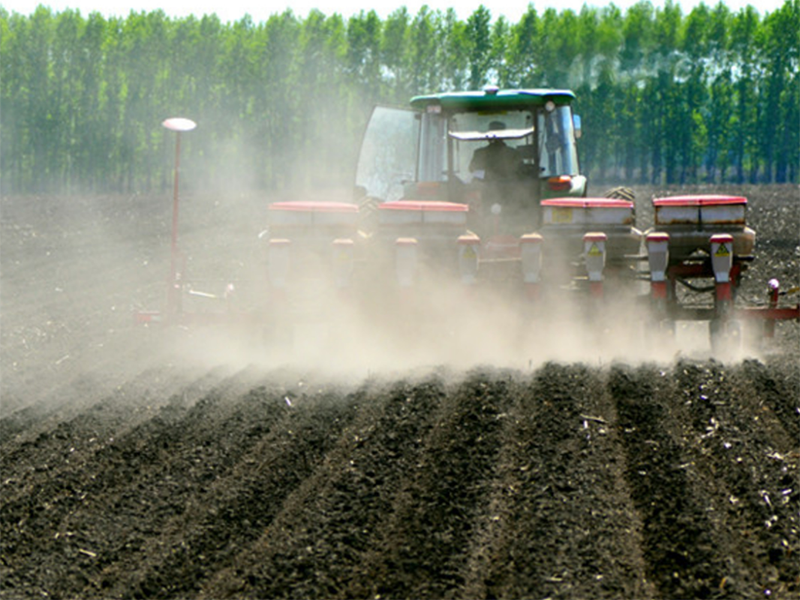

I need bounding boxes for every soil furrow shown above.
[0,367,273,598]
[463,363,653,599]
[724,364,800,599]
[110,382,360,599]
[612,363,744,598]
[199,375,446,599]
[356,369,510,600]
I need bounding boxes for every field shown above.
[1,184,798,599]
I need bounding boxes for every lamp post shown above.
[162,117,196,317]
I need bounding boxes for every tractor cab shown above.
[355,87,587,237]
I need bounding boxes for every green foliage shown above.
[0,2,797,193]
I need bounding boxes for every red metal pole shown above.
[168,131,182,316]
[155,117,196,321]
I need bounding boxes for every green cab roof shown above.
[410,88,575,111]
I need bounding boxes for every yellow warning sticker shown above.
[462,246,476,261]
[714,244,731,257]
[587,243,603,257]
[552,207,573,223]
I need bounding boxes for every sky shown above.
[0,0,787,23]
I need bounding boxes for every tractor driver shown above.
[469,121,522,181]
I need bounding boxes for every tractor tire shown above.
[603,186,635,202]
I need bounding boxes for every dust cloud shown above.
[2,179,780,417]
[158,248,756,384]
[130,161,768,378]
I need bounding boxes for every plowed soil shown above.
[1,185,798,599]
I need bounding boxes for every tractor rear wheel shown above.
[603,186,635,201]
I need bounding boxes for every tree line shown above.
[1,0,797,195]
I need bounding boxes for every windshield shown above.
[355,103,581,200]
[448,110,534,182]
[443,106,579,182]
[355,106,419,202]
[538,105,579,177]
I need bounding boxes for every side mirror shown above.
[573,114,582,139]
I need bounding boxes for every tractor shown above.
[263,87,643,337]
[263,86,798,354]
[353,86,589,238]
[138,88,798,357]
